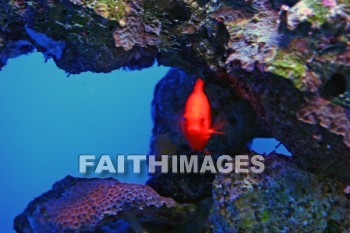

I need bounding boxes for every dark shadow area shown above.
[321,73,347,99]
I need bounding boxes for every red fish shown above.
[181,78,220,151]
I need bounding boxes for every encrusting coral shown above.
[14,176,195,233]
[211,153,350,232]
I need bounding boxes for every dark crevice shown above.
[321,73,347,99]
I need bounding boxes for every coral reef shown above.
[222,0,350,182]
[1,0,160,73]
[3,0,350,232]
[211,153,350,232]
[14,176,195,233]
[2,0,349,181]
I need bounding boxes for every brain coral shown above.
[14,176,193,233]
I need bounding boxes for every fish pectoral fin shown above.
[210,118,225,135]
[209,128,225,135]
[209,124,225,135]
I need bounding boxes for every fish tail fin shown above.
[194,78,205,92]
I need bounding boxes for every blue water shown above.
[251,138,291,156]
[0,53,169,233]
[0,53,286,233]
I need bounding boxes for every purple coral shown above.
[14,176,190,233]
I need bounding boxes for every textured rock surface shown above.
[1,0,159,73]
[211,153,350,233]
[221,0,350,182]
[14,176,195,233]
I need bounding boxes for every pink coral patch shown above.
[322,0,336,7]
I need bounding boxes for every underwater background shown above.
[0,53,168,232]
[0,53,289,233]
[2,0,350,231]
